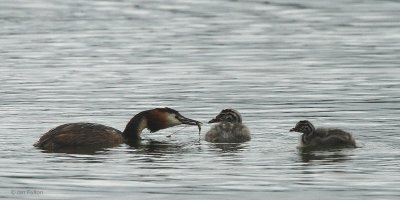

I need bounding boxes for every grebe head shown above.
[147,107,201,132]
[208,109,242,124]
[290,120,315,135]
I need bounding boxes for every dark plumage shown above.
[205,109,250,143]
[34,107,201,151]
[290,120,356,148]
[34,123,123,150]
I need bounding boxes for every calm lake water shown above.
[1,0,400,199]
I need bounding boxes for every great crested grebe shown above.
[34,107,201,150]
[290,120,356,148]
[205,109,250,143]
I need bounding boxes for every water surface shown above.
[1,0,400,199]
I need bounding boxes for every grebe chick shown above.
[290,120,356,148]
[205,109,250,143]
[34,107,201,151]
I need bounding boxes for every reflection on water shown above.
[126,139,189,154]
[298,148,352,163]
[1,0,400,199]
[38,146,114,155]
[38,139,197,155]
[207,143,246,152]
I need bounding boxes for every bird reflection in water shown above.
[38,139,193,155]
[126,139,188,154]
[38,145,113,155]
[298,147,352,163]
[208,143,246,152]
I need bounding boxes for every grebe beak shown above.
[289,127,297,132]
[174,114,202,135]
[176,114,202,126]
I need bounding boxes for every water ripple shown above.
[1,0,400,199]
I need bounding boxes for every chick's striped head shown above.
[209,109,242,124]
[290,120,315,134]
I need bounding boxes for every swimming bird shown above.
[205,109,250,143]
[34,107,201,151]
[290,120,356,148]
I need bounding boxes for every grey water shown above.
[1,0,400,199]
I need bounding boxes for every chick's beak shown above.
[208,118,218,123]
[289,127,297,132]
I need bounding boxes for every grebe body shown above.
[34,108,201,151]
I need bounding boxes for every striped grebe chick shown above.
[205,109,250,143]
[290,120,356,148]
[34,107,201,151]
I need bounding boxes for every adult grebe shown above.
[205,109,250,143]
[34,107,201,150]
[290,120,356,148]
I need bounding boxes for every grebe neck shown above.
[122,111,148,141]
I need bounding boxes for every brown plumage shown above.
[34,123,123,150]
[290,120,356,148]
[34,107,201,151]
